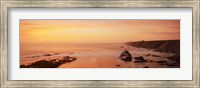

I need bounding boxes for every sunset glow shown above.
[20,20,180,43]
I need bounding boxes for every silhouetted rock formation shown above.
[167,54,180,63]
[156,60,179,67]
[125,40,180,54]
[149,60,154,62]
[134,56,147,63]
[20,56,77,68]
[119,50,132,61]
[43,54,52,56]
[166,63,180,67]
[143,66,149,68]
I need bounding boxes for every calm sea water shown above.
[20,43,177,68]
[20,43,124,56]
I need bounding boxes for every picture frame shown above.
[0,0,199,87]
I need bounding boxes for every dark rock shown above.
[149,60,154,62]
[119,50,132,61]
[125,40,180,54]
[143,66,149,68]
[32,56,40,58]
[44,54,52,56]
[134,56,147,63]
[116,64,120,67]
[20,56,77,68]
[63,56,70,59]
[20,65,27,68]
[50,59,56,62]
[145,54,151,56]
[166,63,179,66]
[167,54,180,63]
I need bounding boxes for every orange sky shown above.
[20,20,180,43]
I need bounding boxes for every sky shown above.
[20,20,180,43]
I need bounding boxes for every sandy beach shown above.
[20,43,179,68]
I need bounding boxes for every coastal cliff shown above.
[125,40,180,54]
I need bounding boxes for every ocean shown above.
[20,43,177,68]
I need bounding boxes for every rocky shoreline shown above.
[125,40,180,54]
[117,40,180,68]
[20,42,180,68]
[20,55,77,68]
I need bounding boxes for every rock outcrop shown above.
[143,66,149,68]
[119,50,132,61]
[133,56,147,63]
[43,54,52,56]
[167,54,180,63]
[20,56,77,68]
[125,40,180,54]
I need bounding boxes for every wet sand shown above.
[20,43,179,68]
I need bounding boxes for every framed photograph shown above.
[1,0,199,87]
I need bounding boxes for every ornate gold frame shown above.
[0,0,199,87]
